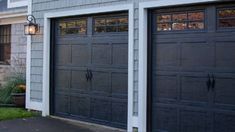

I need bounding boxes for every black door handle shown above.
[86,68,89,81]
[89,70,93,81]
[211,74,216,90]
[207,74,211,91]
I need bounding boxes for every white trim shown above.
[0,16,26,25]
[0,13,26,19]
[26,0,43,111]
[42,4,134,131]
[138,0,219,132]
[7,0,28,8]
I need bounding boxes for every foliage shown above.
[0,108,38,121]
[0,75,26,104]
[0,57,26,104]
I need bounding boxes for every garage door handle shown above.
[207,74,211,91]
[86,68,89,81]
[89,70,93,80]
[211,74,216,90]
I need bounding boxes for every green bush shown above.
[0,75,26,104]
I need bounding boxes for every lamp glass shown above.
[24,24,37,35]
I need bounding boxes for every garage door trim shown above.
[41,4,134,131]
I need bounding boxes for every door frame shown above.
[42,4,134,131]
[138,0,218,132]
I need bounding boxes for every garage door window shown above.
[218,8,235,28]
[157,11,205,31]
[94,16,128,33]
[59,19,87,35]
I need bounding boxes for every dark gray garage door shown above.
[52,13,128,129]
[150,4,235,132]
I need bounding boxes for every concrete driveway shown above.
[0,117,125,132]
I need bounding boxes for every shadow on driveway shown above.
[0,117,124,132]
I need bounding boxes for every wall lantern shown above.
[24,15,39,35]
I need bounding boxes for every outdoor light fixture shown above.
[24,15,39,35]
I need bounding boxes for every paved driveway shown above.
[0,117,125,132]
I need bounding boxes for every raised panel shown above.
[214,77,235,106]
[91,71,111,94]
[181,75,208,103]
[214,113,235,132]
[71,70,89,93]
[152,106,177,132]
[54,70,70,92]
[154,44,179,67]
[92,44,111,65]
[111,72,128,97]
[181,43,214,68]
[216,42,235,68]
[70,95,90,118]
[153,74,178,102]
[91,98,111,122]
[111,101,127,125]
[55,45,71,65]
[54,94,69,114]
[71,45,89,66]
[180,110,209,132]
[112,44,128,66]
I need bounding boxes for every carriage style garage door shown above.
[150,4,235,132]
[51,12,128,129]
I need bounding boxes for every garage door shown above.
[52,13,128,129]
[150,4,235,132]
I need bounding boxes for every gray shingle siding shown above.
[30,0,156,115]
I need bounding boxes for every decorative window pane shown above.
[59,19,87,35]
[173,13,187,21]
[188,12,204,21]
[157,23,172,31]
[94,16,128,33]
[219,19,235,27]
[157,15,171,22]
[172,22,187,30]
[218,8,235,28]
[157,10,205,31]
[0,25,11,65]
[219,9,235,18]
[188,22,204,29]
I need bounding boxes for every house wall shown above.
[0,23,27,87]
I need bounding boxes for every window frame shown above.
[155,10,206,32]
[58,18,88,36]
[217,7,235,30]
[0,25,11,65]
[93,14,129,34]
[7,0,28,8]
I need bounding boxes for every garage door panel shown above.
[181,43,214,68]
[153,74,178,102]
[216,42,235,69]
[91,44,111,65]
[55,45,71,65]
[213,75,235,107]
[54,70,70,91]
[56,37,90,45]
[91,71,111,94]
[111,101,127,125]
[152,106,178,132]
[214,112,235,132]
[71,45,90,66]
[112,44,128,66]
[71,70,89,93]
[70,95,90,118]
[180,110,209,132]
[153,44,180,67]
[111,72,128,98]
[91,98,111,122]
[54,94,69,115]
[180,75,209,104]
